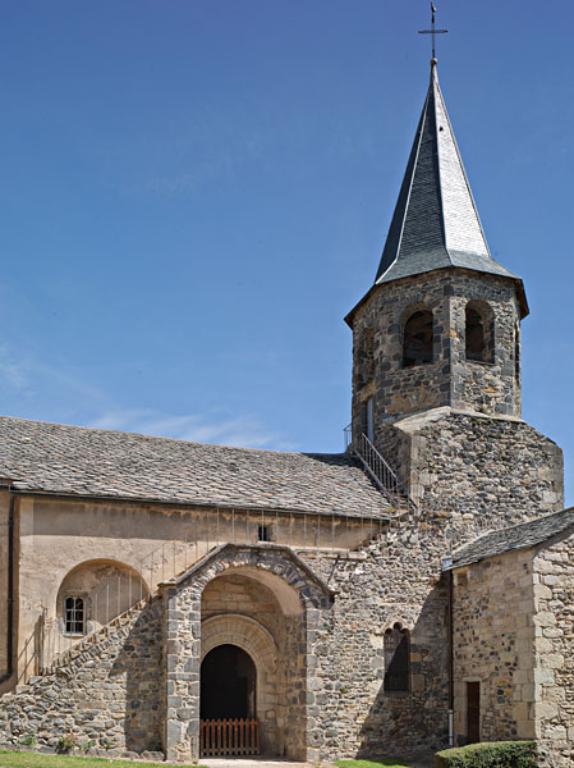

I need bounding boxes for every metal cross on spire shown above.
[418,2,448,65]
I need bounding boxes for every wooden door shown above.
[466,681,480,743]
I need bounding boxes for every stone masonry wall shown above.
[299,520,452,760]
[533,532,574,768]
[451,549,536,744]
[395,409,563,537]
[0,597,162,756]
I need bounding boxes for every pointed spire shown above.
[374,62,527,315]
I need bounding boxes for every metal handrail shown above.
[346,428,418,514]
[358,432,401,496]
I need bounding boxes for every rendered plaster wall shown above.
[14,496,375,686]
[0,490,10,680]
[350,269,522,440]
[451,549,536,744]
[533,533,574,768]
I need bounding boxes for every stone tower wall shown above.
[351,269,522,445]
[533,532,574,768]
[451,549,537,744]
[395,410,564,537]
[0,490,11,683]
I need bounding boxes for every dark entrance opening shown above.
[201,644,256,720]
[466,681,481,743]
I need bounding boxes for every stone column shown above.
[162,583,202,761]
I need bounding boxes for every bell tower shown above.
[346,61,526,443]
[345,61,563,527]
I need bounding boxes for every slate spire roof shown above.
[366,62,528,316]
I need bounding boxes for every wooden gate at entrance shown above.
[200,718,260,756]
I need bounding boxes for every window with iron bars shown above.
[64,595,86,635]
[258,524,272,542]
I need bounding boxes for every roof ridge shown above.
[0,413,330,458]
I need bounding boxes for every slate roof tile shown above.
[449,507,574,568]
[0,415,395,518]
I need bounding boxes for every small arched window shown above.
[465,302,494,363]
[64,596,85,635]
[384,623,410,692]
[403,310,433,368]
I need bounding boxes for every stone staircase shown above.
[0,595,163,755]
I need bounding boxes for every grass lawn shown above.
[336,759,416,768]
[0,750,179,768]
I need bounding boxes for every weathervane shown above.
[418,2,448,64]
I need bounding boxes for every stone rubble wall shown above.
[451,549,537,743]
[395,409,563,536]
[533,532,574,768]
[300,521,452,760]
[0,597,162,756]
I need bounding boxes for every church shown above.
[0,52,572,767]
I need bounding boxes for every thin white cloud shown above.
[89,408,298,451]
[0,343,297,452]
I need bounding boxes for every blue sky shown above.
[0,1,572,502]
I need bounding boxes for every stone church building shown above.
[0,60,572,766]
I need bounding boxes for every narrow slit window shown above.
[514,323,520,383]
[64,596,86,635]
[362,397,375,443]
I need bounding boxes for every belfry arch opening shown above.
[465,301,495,363]
[403,309,434,367]
[201,644,256,720]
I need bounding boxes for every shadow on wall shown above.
[110,597,163,754]
[357,578,450,759]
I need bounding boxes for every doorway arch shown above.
[201,644,256,720]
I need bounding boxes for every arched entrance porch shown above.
[200,571,300,757]
[160,543,334,763]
